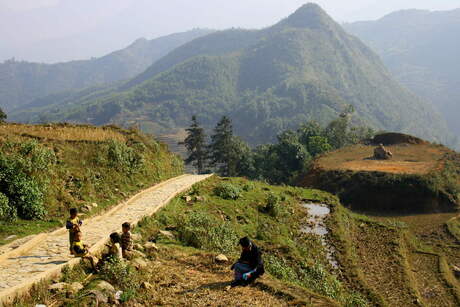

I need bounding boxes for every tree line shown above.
[181,108,374,184]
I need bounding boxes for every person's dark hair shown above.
[239,237,251,248]
[70,208,78,215]
[122,222,131,229]
[110,232,121,243]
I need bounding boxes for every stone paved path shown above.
[0,174,211,300]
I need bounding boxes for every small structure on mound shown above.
[374,144,393,160]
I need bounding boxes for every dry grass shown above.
[317,144,450,175]
[349,222,419,306]
[0,123,126,142]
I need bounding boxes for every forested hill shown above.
[344,9,460,138]
[12,4,453,146]
[0,29,213,111]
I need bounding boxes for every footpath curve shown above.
[0,174,212,305]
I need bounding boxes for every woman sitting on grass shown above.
[230,237,265,287]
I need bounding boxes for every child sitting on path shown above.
[66,208,83,255]
[121,222,134,259]
[72,230,98,271]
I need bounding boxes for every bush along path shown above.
[0,174,212,304]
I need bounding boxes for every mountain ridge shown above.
[11,4,453,145]
[0,29,214,111]
[344,8,460,140]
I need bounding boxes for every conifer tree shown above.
[180,116,207,174]
[208,116,238,176]
[0,108,6,123]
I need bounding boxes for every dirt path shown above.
[0,174,212,303]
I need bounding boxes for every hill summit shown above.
[281,3,336,29]
[12,4,452,145]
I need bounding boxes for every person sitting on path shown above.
[98,232,123,269]
[66,208,83,255]
[121,222,134,259]
[230,237,265,287]
[106,232,123,260]
[72,230,98,271]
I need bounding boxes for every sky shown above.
[1,0,459,63]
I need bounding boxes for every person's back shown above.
[108,232,123,259]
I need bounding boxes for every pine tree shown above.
[0,108,6,123]
[208,116,236,176]
[180,116,207,174]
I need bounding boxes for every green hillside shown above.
[0,29,213,111]
[12,4,452,145]
[0,123,183,245]
[345,9,460,140]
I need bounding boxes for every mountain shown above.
[12,4,452,145]
[0,29,213,111]
[344,9,460,138]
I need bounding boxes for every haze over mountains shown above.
[345,9,460,137]
[10,4,452,146]
[0,29,212,111]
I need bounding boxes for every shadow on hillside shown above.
[177,281,231,294]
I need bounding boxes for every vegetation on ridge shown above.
[0,123,183,244]
[11,4,453,146]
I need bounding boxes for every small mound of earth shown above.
[368,133,427,146]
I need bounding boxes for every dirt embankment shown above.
[300,134,460,213]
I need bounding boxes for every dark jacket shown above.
[238,243,265,277]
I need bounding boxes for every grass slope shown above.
[0,123,183,245]
[10,176,460,306]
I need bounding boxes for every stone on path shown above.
[215,254,229,263]
[143,242,159,254]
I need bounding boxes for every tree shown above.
[208,116,243,177]
[0,108,6,123]
[180,116,207,174]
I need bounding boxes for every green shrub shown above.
[177,211,238,254]
[265,255,297,281]
[214,183,242,200]
[0,154,47,220]
[99,257,137,290]
[242,182,255,191]
[107,140,144,174]
[264,193,281,217]
[0,192,16,221]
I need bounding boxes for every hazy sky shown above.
[1,0,459,62]
[2,0,459,21]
